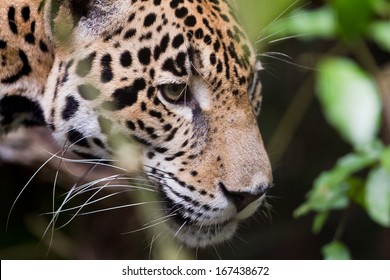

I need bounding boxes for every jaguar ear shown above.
[44,0,124,47]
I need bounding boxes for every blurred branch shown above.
[267,75,314,167]
[0,127,122,186]
[377,65,390,144]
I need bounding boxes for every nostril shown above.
[219,182,272,212]
[227,191,246,210]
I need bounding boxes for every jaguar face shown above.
[42,0,272,247]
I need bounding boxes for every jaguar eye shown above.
[159,83,188,103]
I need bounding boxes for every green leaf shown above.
[294,175,350,217]
[330,152,379,179]
[313,211,329,233]
[381,147,390,173]
[322,241,352,260]
[265,7,337,41]
[294,151,378,217]
[370,0,390,17]
[368,21,390,53]
[347,177,366,209]
[330,0,374,39]
[365,167,390,227]
[317,58,382,148]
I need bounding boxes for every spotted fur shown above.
[0,0,272,248]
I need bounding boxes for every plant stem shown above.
[332,207,351,242]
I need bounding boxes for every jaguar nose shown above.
[219,182,272,212]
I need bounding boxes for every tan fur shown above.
[0,0,54,97]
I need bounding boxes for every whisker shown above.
[234,232,248,244]
[56,182,108,229]
[195,246,199,260]
[41,182,78,241]
[121,216,173,235]
[256,29,284,44]
[6,151,60,231]
[77,183,156,194]
[143,213,177,227]
[75,201,163,216]
[44,150,126,171]
[258,53,316,71]
[225,238,239,257]
[174,221,187,238]
[262,51,294,60]
[190,61,217,92]
[212,244,222,260]
[59,178,114,201]
[42,176,156,238]
[256,0,302,41]
[148,233,163,260]
[175,244,184,259]
[43,189,152,215]
[46,145,68,255]
[62,177,149,198]
[268,33,313,44]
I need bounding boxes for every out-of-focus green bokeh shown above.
[234,0,295,42]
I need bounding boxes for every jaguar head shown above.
[43,0,272,247]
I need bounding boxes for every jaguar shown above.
[0,0,273,248]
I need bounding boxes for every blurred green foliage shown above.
[236,0,390,260]
[322,241,351,260]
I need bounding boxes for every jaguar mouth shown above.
[158,188,238,248]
